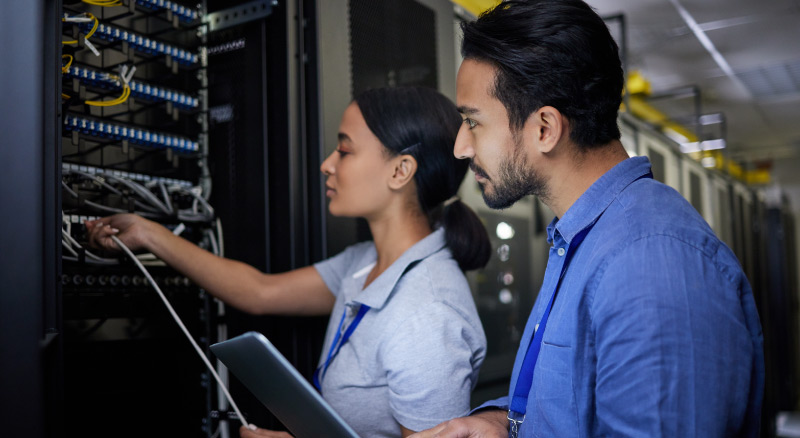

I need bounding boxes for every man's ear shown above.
[525,105,567,154]
[388,155,418,190]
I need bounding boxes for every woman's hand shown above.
[239,425,293,438]
[85,213,163,253]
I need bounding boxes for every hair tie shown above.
[443,195,460,207]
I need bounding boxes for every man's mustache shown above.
[469,160,489,180]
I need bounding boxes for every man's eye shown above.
[463,118,477,129]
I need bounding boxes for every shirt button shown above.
[557,247,566,256]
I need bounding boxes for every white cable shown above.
[206,229,219,256]
[62,229,119,263]
[111,235,256,431]
[62,239,79,257]
[216,218,224,258]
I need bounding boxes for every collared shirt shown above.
[477,156,764,437]
[314,228,487,437]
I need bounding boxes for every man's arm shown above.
[592,235,757,436]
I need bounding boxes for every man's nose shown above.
[453,123,474,160]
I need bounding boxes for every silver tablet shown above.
[210,331,360,438]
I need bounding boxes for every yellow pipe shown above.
[451,0,499,16]
[626,96,698,142]
[624,74,769,184]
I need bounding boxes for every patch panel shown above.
[135,0,199,23]
[64,65,199,110]
[61,273,191,288]
[77,21,199,65]
[62,163,194,188]
[63,114,199,152]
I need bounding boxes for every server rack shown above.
[1,0,324,436]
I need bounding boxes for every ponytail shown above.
[441,200,491,271]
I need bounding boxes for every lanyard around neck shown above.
[508,226,591,433]
[313,303,370,392]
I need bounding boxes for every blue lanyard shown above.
[313,303,370,392]
[508,227,590,433]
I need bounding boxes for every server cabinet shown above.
[0,0,324,436]
[0,2,62,437]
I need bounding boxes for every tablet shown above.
[210,331,360,438]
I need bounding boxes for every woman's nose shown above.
[320,152,336,175]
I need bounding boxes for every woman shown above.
[86,86,491,438]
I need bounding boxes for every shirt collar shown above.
[347,227,447,310]
[548,156,653,245]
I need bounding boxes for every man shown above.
[412,0,764,437]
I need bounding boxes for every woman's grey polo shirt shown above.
[313,228,487,437]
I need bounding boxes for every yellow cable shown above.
[61,13,97,45]
[61,54,74,73]
[82,0,123,6]
[85,13,98,40]
[62,93,72,99]
[85,85,131,107]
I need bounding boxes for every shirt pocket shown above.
[531,341,580,438]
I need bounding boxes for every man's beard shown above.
[472,140,548,210]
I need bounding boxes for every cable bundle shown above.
[62,168,215,223]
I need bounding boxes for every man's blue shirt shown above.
[477,156,764,437]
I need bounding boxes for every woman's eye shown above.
[463,118,477,129]
[337,149,349,157]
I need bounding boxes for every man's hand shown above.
[409,409,508,438]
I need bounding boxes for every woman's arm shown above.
[85,214,335,316]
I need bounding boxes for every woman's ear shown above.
[388,155,418,190]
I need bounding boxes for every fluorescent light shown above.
[664,128,690,143]
[702,139,726,150]
[680,142,702,153]
[668,0,751,97]
[680,139,726,153]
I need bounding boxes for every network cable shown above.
[62,54,74,73]
[62,171,214,222]
[111,235,256,431]
[63,163,193,188]
[82,0,123,6]
[62,13,100,57]
[62,64,199,109]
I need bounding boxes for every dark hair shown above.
[355,86,491,271]
[461,0,623,148]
